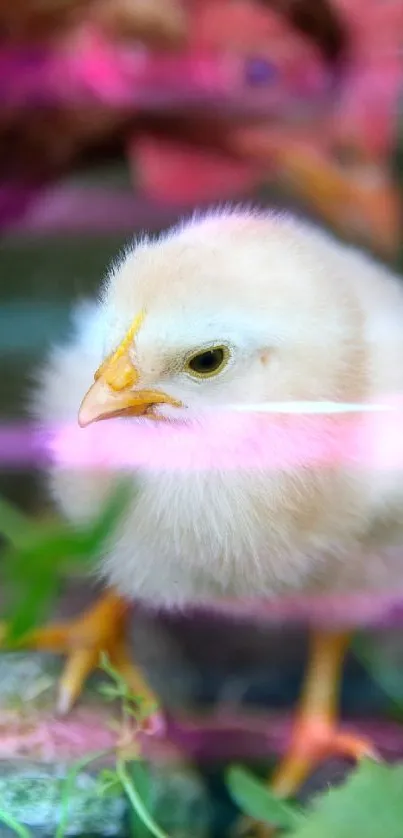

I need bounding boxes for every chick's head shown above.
[79,210,364,430]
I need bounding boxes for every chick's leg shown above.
[11,590,159,718]
[242,631,377,838]
[270,630,376,799]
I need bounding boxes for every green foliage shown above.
[290,760,403,838]
[226,766,302,830]
[93,657,170,838]
[226,759,403,838]
[124,762,153,838]
[116,759,170,838]
[56,750,112,838]
[53,656,171,838]
[0,486,170,837]
[99,652,160,724]
[97,657,169,837]
[0,480,133,641]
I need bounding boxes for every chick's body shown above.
[33,210,403,607]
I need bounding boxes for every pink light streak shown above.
[3,705,403,765]
[2,397,403,472]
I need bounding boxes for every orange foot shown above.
[239,720,377,838]
[270,716,377,799]
[5,590,161,725]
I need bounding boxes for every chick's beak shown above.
[78,326,181,428]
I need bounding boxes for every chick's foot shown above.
[5,590,161,723]
[270,717,377,800]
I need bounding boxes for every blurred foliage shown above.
[226,760,403,837]
[227,765,302,830]
[0,479,134,641]
[57,656,170,838]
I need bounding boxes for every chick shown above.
[28,208,403,810]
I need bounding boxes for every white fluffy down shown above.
[31,208,403,607]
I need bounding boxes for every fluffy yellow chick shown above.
[27,208,403,813]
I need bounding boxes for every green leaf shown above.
[225,765,302,830]
[0,497,33,547]
[126,762,154,838]
[289,759,403,838]
[0,479,135,642]
[116,759,170,838]
[6,568,60,642]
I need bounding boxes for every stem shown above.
[116,758,171,838]
[0,808,32,838]
[56,749,112,838]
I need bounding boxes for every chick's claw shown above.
[6,591,161,723]
[271,718,378,799]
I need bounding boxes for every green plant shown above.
[56,655,170,838]
[0,479,133,641]
[97,655,169,838]
[0,482,171,837]
[226,766,303,831]
[0,653,170,838]
[226,759,403,837]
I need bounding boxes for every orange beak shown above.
[78,314,181,428]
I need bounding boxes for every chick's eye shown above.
[186,346,229,378]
